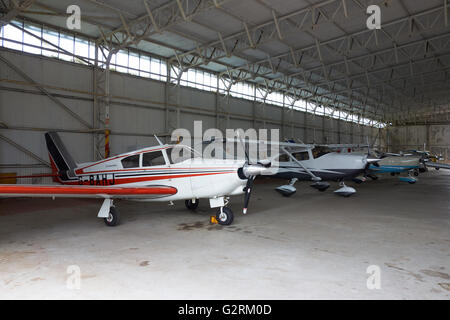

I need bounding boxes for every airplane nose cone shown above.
[242,164,272,177]
[366,158,381,164]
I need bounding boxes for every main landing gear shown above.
[98,199,121,227]
[185,198,199,210]
[185,197,235,226]
[275,178,298,197]
[399,170,417,184]
[334,181,356,197]
[104,206,120,227]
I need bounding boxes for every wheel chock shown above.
[210,216,218,224]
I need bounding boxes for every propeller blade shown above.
[237,132,249,162]
[243,177,255,214]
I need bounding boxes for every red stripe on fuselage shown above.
[0,185,178,195]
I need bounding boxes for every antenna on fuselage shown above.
[154,135,164,146]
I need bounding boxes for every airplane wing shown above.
[425,162,450,170]
[0,184,177,199]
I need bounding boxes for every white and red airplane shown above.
[0,132,271,226]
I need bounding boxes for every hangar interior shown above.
[0,0,449,299]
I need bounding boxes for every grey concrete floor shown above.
[0,170,449,299]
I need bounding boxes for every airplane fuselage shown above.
[53,145,248,202]
[368,156,420,174]
[274,153,368,181]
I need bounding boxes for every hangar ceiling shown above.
[1,0,450,125]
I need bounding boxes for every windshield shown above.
[312,146,333,158]
[166,146,196,164]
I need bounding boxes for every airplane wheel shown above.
[216,207,234,226]
[413,171,419,176]
[435,167,440,171]
[185,199,199,210]
[104,207,120,227]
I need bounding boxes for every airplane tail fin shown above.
[45,132,77,182]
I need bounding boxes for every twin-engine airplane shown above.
[0,132,272,226]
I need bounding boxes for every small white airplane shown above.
[324,144,450,183]
[314,144,422,184]
[0,132,272,226]
[270,143,380,197]
[204,139,380,197]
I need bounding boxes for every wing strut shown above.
[281,147,321,182]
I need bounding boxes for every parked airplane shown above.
[322,145,422,184]
[366,149,449,182]
[366,155,421,183]
[0,132,272,226]
[402,150,448,171]
[265,143,380,197]
[202,138,381,197]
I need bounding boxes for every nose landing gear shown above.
[216,207,234,225]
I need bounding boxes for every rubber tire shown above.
[216,207,234,226]
[435,167,440,171]
[104,207,120,227]
[413,171,419,177]
[185,199,199,210]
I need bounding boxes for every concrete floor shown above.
[0,170,449,299]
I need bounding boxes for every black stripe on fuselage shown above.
[274,167,363,181]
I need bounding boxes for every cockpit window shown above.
[166,146,195,164]
[142,151,166,166]
[277,153,290,162]
[121,154,140,168]
[293,151,309,161]
[312,146,333,158]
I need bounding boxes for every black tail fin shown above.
[45,132,76,181]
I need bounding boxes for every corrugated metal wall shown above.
[387,125,450,163]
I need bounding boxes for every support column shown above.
[165,61,171,141]
[304,111,307,143]
[322,116,326,144]
[426,124,431,150]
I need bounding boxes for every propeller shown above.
[364,136,381,167]
[243,176,255,215]
[236,132,271,214]
[366,157,381,167]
